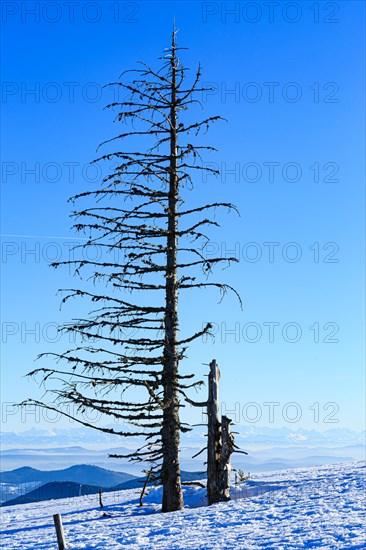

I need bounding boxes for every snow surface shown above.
[0,462,365,549]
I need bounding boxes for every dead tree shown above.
[207,359,221,504]
[218,416,235,501]
[22,30,240,513]
[188,359,247,504]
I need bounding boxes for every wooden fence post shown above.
[207,359,221,505]
[53,513,66,550]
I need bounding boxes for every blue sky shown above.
[1,1,365,433]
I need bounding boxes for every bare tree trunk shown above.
[161,32,184,513]
[207,359,221,505]
[218,415,234,501]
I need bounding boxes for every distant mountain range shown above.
[0,427,364,489]
[0,465,207,507]
[1,426,365,449]
[1,445,364,477]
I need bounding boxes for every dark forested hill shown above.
[0,465,137,487]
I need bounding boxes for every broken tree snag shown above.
[218,415,234,501]
[207,359,221,505]
[99,487,104,508]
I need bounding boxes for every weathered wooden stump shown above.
[53,513,66,550]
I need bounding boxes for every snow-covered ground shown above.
[0,462,365,549]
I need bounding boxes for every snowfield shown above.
[0,461,365,549]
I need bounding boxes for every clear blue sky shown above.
[1,1,365,432]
